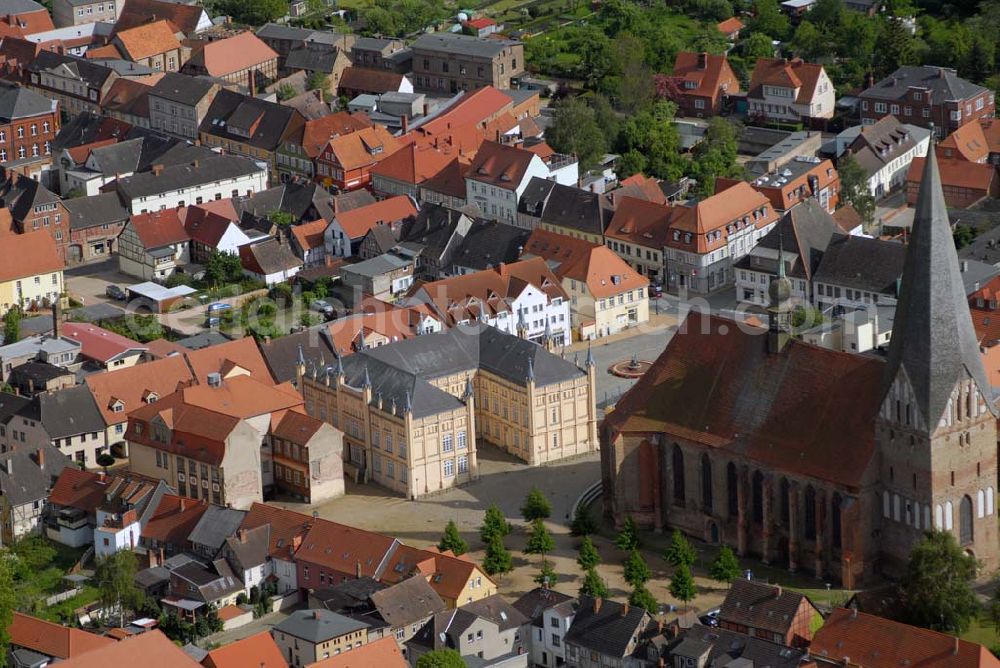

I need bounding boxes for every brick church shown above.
[600,148,999,587]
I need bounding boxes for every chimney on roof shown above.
[775,584,782,597]
[953,637,960,656]
[593,597,602,614]
[313,610,321,620]
[151,164,164,176]
[622,601,629,617]
[179,498,186,511]
[850,606,858,619]
[36,448,44,470]
[698,52,708,69]
[207,372,222,387]
[961,260,969,272]
[356,559,362,578]
[939,68,947,78]
[52,301,63,339]
[238,529,247,543]
[248,68,256,97]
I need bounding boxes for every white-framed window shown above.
[442,434,454,452]
[443,459,455,477]
[458,455,468,474]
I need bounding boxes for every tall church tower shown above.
[877,146,999,573]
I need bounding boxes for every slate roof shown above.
[862,65,989,103]
[113,154,263,200]
[369,575,446,627]
[312,576,386,612]
[670,623,806,668]
[16,385,106,439]
[461,594,529,631]
[0,80,53,121]
[149,72,216,105]
[201,89,301,153]
[188,505,247,554]
[884,145,997,425]
[64,191,129,230]
[274,609,370,643]
[26,51,116,89]
[564,596,648,658]
[259,325,338,384]
[735,199,846,280]
[812,235,905,294]
[239,238,302,276]
[223,524,270,572]
[847,116,927,176]
[0,171,59,224]
[451,219,530,271]
[285,42,345,73]
[511,587,574,626]
[411,32,520,59]
[0,444,71,506]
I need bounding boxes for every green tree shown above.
[306,71,329,92]
[954,224,978,250]
[874,16,919,78]
[623,548,652,587]
[96,453,115,471]
[901,531,979,633]
[577,536,601,570]
[217,0,286,25]
[525,519,555,557]
[546,97,609,172]
[535,560,558,587]
[669,563,697,609]
[521,488,553,521]
[709,546,741,584]
[629,584,658,614]
[837,153,876,228]
[438,520,468,556]
[482,535,514,578]
[416,649,466,668]
[480,504,511,544]
[748,0,790,40]
[95,550,144,625]
[580,567,609,598]
[269,210,295,226]
[2,307,20,344]
[664,529,697,568]
[689,117,743,196]
[615,516,640,551]
[276,84,296,101]
[741,32,776,60]
[0,552,15,665]
[363,6,401,35]
[612,32,653,112]
[204,250,242,287]
[571,503,598,536]
[790,20,825,60]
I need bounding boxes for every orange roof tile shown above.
[290,219,328,251]
[938,121,990,163]
[186,31,277,78]
[323,125,401,172]
[296,517,398,579]
[668,181,777,254]
[379,544,493,601]
[240,502,313,559]
[672,51,740,103]
[85,44,124,60]
[614,173,669,205]
[907,156,997,193]
[56,630,202,668]
[522,228,648,299]
[339,66,407,95]
[605,196,676,249]
[297,112,372,159]
[371,143,453,186]
[63,322,145,364]
[84,354,194,426]
[325,311,417,355]
[466,140,538,191]
[130,207,189,249]
[717,16,744,33]
[10,612,114,660]
[750,57,824,105]
[113,20,180,61]
[334,195,417,239]
[270,408,324,444]
[184,336,275,383]
[305,636,407,668]
[1,8,53,36]
[141,494,208,546]
[0,230,62,282]
[203,631,285,668]
[811,609,1000,668]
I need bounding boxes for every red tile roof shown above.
[84,354,194,426]
[522,228,648,299]
[717,16,744,34]
[907,156,997,193]
[296,517,398,578]
[334,195,417,239]
[270,408,324,444]
[56,630,202,668]
[466,140,538,191]
[305,636,407,668]
[203,631,286,668]
[141,494,208,546]
[184,336,275,382]
[297,112,372,159]
[48,469,159,512]
[130,207,190,249]
[185,31,277,78]
[380,544,492,602]
[115,0,204,34]
[613,173,668,205]
[605,311,884,488]
[1,8,53,36]
[63,322,146,364]
[810,608,1000,668]
[240,502,313,560]
[339,66,407,95]
[938,121,990,163]
[672,51,740,104]
[0,230,63,282]
[668,181,776,253]
[371,143,454,186]
[10,612,114,659]
[113,20,180,61]
[323,125,401,172]
[750,57,825,105]
[605,196,676,249]
[290,219,328,252]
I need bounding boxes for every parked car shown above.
[311,299,335,318]
[106,285,126,301]
[206,316,221,328]
[649,283,662,298]
[207,302,232,313]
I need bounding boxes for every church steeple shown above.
[883,145,997,426]
[767,233,793,354]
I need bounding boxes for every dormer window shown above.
[673,230,680,241]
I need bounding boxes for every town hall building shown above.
[600,147,999,587]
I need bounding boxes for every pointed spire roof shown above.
[296,344,305,366]
[585,341,595,367]
[335,351,344,377]
[362,364,371,389]
[527,355,535,381]
[884,146,997,423]
[463,375,474,399]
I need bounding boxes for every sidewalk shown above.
[564,311,677,353]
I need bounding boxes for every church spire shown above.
[883,145,996,423]
[767,231,793,354]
